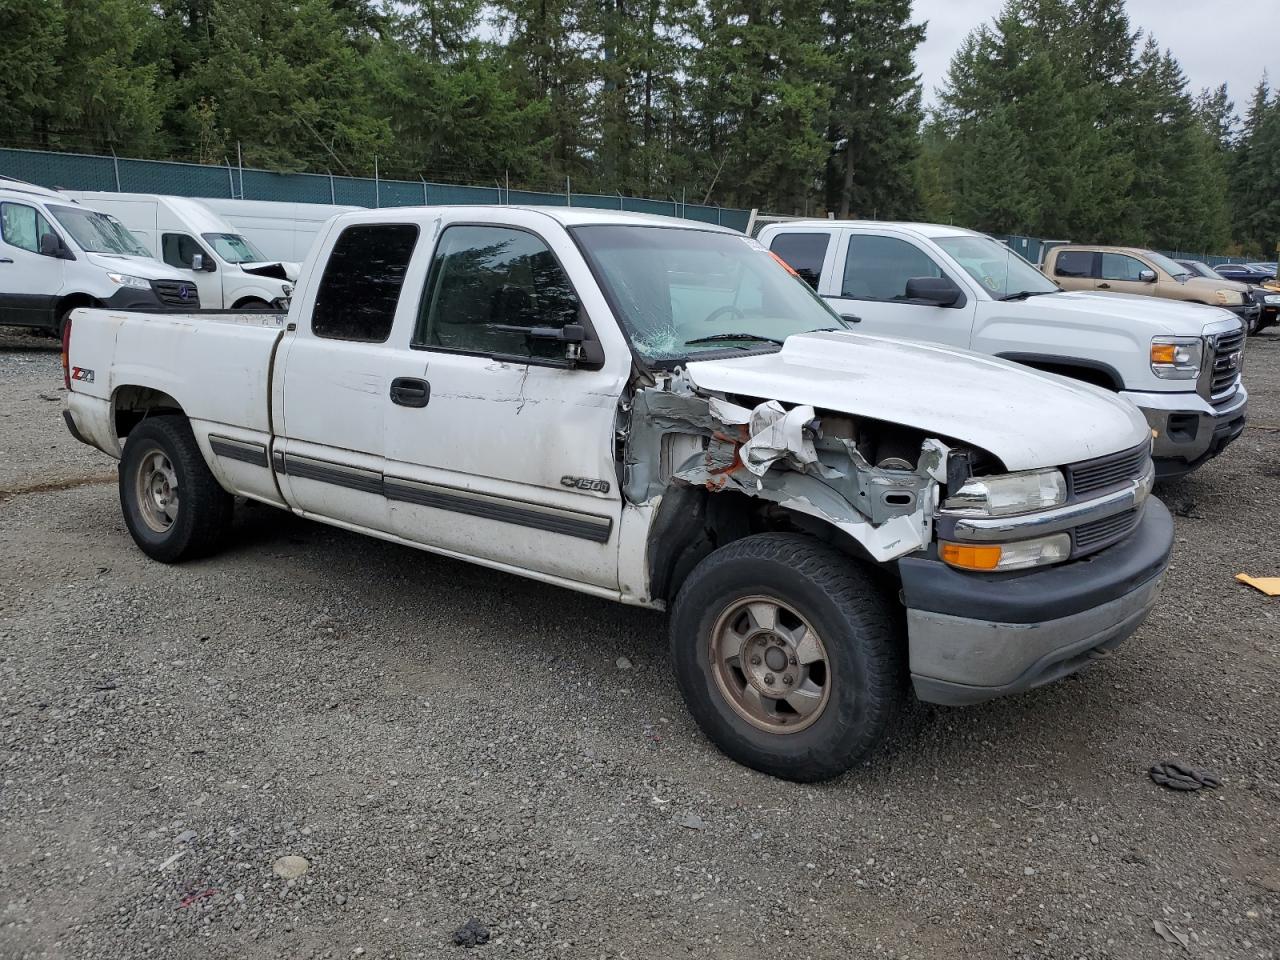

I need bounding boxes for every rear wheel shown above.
[669,533,905,782]
[119,416,232,563]
[235,298,272,311]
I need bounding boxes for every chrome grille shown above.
[1207,326,1245,405]
[150,279,201,309]
[1073,507,1141,556]
[1067,443,1150,498]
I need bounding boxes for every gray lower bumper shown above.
[908,572,1164,706]
[1123,386,1248,478]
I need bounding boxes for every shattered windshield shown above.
[572,225,843,363]
[47,204,151,257]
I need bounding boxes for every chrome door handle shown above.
[1098,282,1111,289]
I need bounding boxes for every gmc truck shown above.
[62,207,1173,782]
[760,222,1248,480]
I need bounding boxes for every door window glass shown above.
[0,203,58,254]
[162,233,208,269]
[414,225,581,361]
[1100,253,1149,282]
[767,233,830,289]
[311,223,419,342]
[841,234,944,300]
[1053,250,1094,278]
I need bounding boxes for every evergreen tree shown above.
[1233,79,1280,257]
[823,0,924,219]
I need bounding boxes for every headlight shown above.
[1150,336,1202,380]
[943,469,1067,517]
[107,273,151,290]
[1214,289,1244,306]
[1265,294,1280,305]
[940,534,1072,571]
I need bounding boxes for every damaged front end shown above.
[625,372,953,565]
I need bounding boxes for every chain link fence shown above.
[0,146,750,232]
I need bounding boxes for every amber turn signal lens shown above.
[1150,343,1177,365]
[940,542,1002,571]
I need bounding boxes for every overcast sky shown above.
[914,0,1279,109]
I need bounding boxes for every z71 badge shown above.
[71,367,95,383]
[561,475,611,494]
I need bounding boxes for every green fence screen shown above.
[0,146,751,233]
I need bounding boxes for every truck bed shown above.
[65,307,288,459]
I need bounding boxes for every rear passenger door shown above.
[825,231,974,347]
[275,220,422,534]
[1048,249,1097,291]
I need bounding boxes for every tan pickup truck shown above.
[1041,245,1261,333]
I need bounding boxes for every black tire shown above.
[669,533,905,782]
[119,416,233,563]
[235,298,272,311]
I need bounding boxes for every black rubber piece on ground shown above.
[119,415,233,563]
[453,919,490,948]
[1149,762,1222,791]
[669,532,905,783]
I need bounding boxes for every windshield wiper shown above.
[685,333,784,347]
[997,290,1056,301]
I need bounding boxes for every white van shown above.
[197,198,363,264]
[0,178,198,334]
[62,192,296,310]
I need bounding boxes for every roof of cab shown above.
[333,204,739,233]
[759,219,982,239]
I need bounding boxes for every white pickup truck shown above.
[63,207,1173,782]
[759,221,1248,479]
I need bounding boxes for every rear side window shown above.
[1054,250,1094,278]
[842,234,943,300]
[311,224,419,342]
[767,232,830,289]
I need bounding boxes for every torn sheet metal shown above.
[626,376,952,563]
[738,401,820,476]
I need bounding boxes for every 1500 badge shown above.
[561,475,611,494]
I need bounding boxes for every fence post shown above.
[110,148,121,191]
[422,175,429,205]
[374,156,380,208]
[226,158,235,198]
[236,141,244,199]
[566,176,571,207]
[329,171,335,204]
[505,170,510,205]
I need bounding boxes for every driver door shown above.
[382,217,625,590]
[824,231,975,347]
[1096,252,1155,298]
[161,232,222,307]
[0,202,66,327]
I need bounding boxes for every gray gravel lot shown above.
[1,328,1277,960]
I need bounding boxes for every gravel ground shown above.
[1,328,1277,960]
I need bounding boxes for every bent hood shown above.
[1025,290,1239,333]
[241,261,300,282]
[685,331,1150,472]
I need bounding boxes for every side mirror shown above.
[191,253,204,271]
[39,233,69,259]
[1138,269,1157,283]
[905,276,961,307]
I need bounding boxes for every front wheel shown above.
[119,416,233,563]
[669,533,905,782]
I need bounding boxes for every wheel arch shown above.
[646,483,883,605]
[53,292,102,334]
[112,384,186,439]
[997,352,1124,391]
